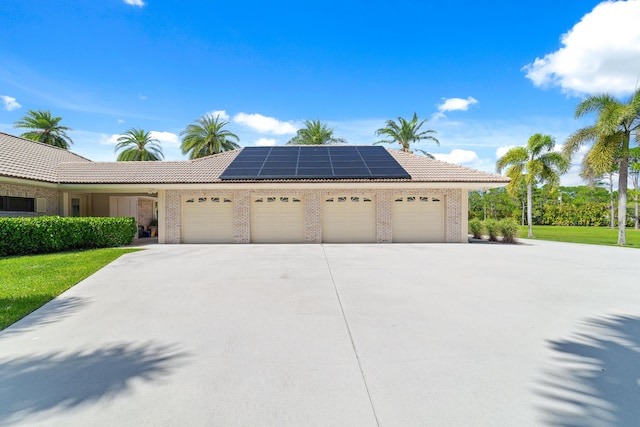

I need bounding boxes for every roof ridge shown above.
[0,131,93,162]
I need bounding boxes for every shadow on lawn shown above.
[0,341,189,424]
[537,314,640,427]
[0,296,87,336]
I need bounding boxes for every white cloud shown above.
[523,0,640,96]
[496,145,517,159]
[139,95,148,100]
[124,0,145,6]
[255,138,277,146]
[433,149,480,165]
[117,119,125,124]
[1,95,21,111]
[207,110,230,121]
[150,131,180,147]
[437,97,479,113]
[233,112,298,135]
[433,97,478,120]
[100,134,121,145]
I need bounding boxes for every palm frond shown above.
[564,126,597,158]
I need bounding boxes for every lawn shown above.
[518,225,640,248]
[0,248,140,330]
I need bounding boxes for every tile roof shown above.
[0,132,509,185]
[0,132,91,182]
[388,150,510,183]
[57,151,240,184]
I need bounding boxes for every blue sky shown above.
[1,0,639,185]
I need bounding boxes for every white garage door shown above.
[182,196,234,243]
[392,196,444,243]
[322,196,376,243]
[251,196,305,243]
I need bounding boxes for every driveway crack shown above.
[321,245,381,427]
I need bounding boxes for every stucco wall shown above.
[91,194,110,217]
[0,183,60,217]
[162,187,466,244]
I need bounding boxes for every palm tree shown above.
[564,90,640,245]
[13,110,73,149]
[180,114,240,159]
[375,112,439,157]
[629,147,640,230]
[496,134,569,238]
[115,128,164,161]
[286,120,346,145]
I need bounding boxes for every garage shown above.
[251,196,305,243]
[322,196,376,243]
[392,195,445,242]
[182,196,234,243]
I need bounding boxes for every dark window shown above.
[1,196,35,212]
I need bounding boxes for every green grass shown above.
[0,248,141,330]
[518,225,640,248]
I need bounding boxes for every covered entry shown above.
[392,195,444,242]
[322,196,376,243]
[251,196,305,243]
[182,196,234,243]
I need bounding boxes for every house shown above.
[0,131,509,243]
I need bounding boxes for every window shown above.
[198,197,207,203]
[211,197,220,203]
[186,198,195,203]
[223,198,232,203]
[0,196,35,212]
[351,197,360,202]
[432,197,441,202]
[420,197,429,202]
[71,198,81,217]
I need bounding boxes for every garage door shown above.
[392,196,444,242]
[322,196,376,243]
[182,196,234,243]
[251,196,305,243]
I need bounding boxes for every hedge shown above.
[0,216,137,257]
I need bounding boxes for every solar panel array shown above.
[219,146,411,180]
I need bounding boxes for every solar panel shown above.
[219,146,411,180]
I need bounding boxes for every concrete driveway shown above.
[1,241,639,426]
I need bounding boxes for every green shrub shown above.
[0,216,137,257]
[499,218,519,243]
[469,218,485,239]
[485,219,499,242]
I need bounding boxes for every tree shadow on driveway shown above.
[0,342,190,424]
[0,296,87,337]
[536,315,640,427]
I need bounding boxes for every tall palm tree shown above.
[496,134,569,238]
[180,114,240,159]
[286,120,346,145]
[564,90,640,245]
[629,147,640,230]
[115,128,164,161]
[375,112,439,157]
[13,110,73,149]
